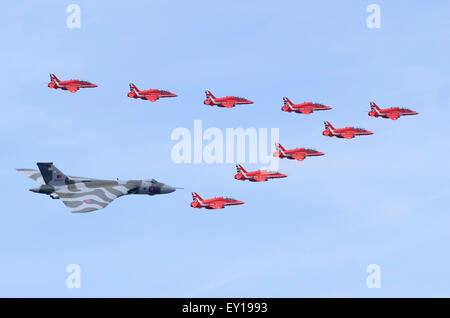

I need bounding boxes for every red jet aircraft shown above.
[190,192,244,210]
[281,97,332,114]
[323,121,373,139]
[48,74,97,93]
[368,101,418,120]
[274,142,324,161]
[234,164,287,182]
[127,83,177,102]
[204,90,254,108]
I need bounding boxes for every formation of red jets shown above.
[48,73,419,211]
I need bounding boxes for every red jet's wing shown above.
[210,204,224,209]
[388,114,399,120]
[66,86,79,93]
[222,102,235,108]
[292,154,306,161]
[300,108,313,114]
[145,95,159,102]
[253,176,268,182]
[341,133,355,139]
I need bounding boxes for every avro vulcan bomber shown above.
[17,163,178,213]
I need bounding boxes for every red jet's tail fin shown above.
[275,142,286,152]
[192,192,203,202]
[324,121,334,130]
[283,97,293,106]
[236,164,246,174]
[205,90,215,99]
[129,83,139,92]
[49,74,59,83]
[370,101,381,111]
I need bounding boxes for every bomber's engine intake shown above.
[50,193,60,199]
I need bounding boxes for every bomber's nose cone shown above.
[160,184,176,194]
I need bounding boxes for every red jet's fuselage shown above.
[128,83,177,102]
[190,192,244,209]
[323,121,373,139]
[368,102,418,120]
[273,143,324,161]
[281,97,331,114]
[234,164,287,182]
[204,90,253,108]
[48,74,97,93]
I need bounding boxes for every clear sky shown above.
[0,0,449,297]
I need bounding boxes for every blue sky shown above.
[0,0,449,297]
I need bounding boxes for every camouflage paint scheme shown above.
[17,163,177,213]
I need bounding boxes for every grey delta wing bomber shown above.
[17,162,178,213]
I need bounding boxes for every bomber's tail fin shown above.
[205,90,215,100]
[129,83,139,92]
[324,121,334,130]
[283,97,293,106]
[36,162,72,186]
[236,164,246,174]
[192,192,203,202]
[49,74,59,83]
